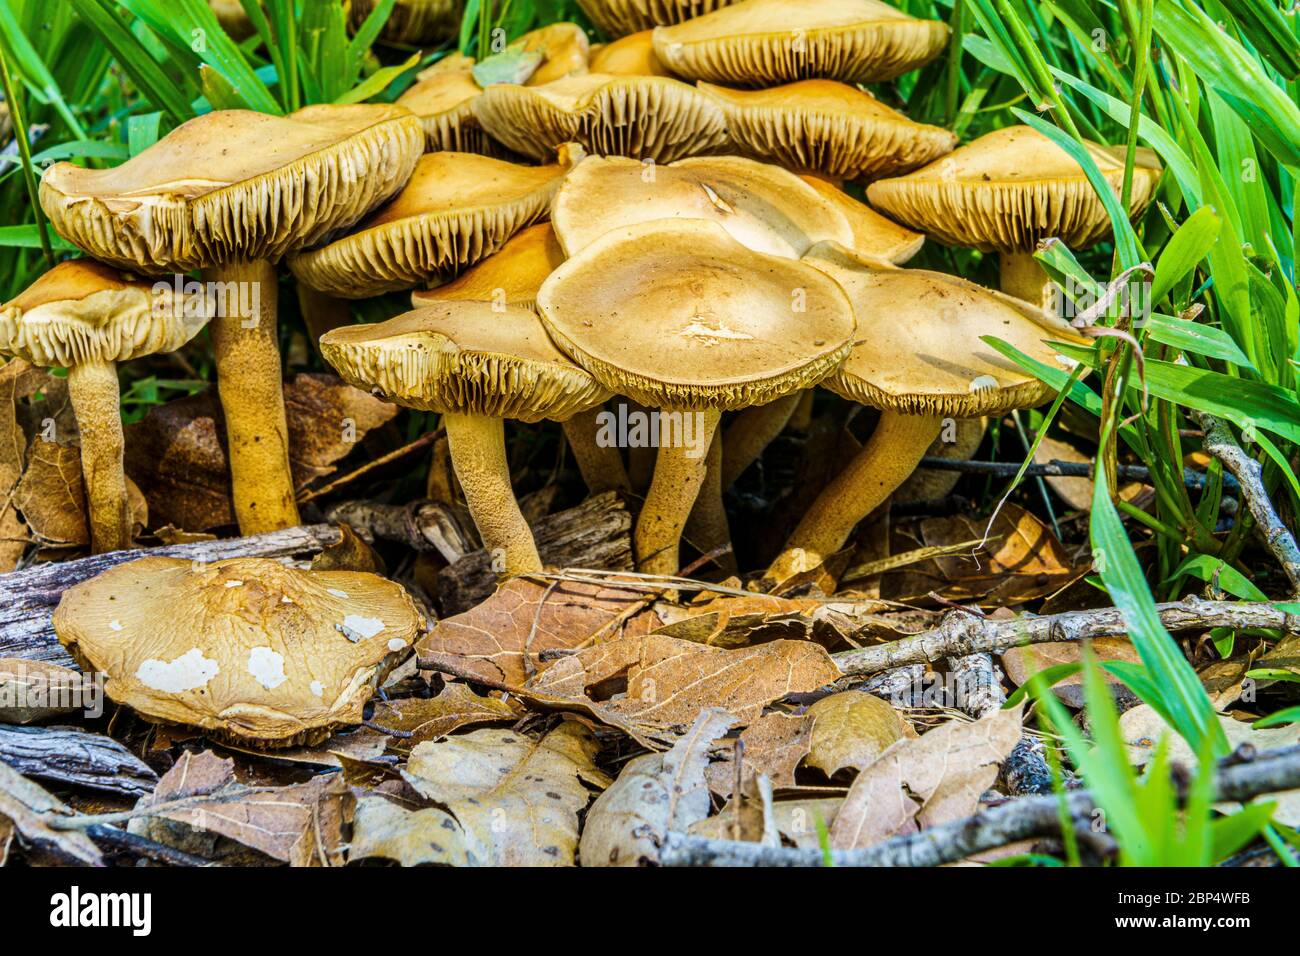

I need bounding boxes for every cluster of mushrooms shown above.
[0,0,1163,746]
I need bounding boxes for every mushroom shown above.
[516,23,592,85]
[577,0,742,37]
[652,0,950,85]
[472,73,727,164]
[397,61,509,156]
[40,105,424,535]
[697,79,957,182]
[287,150,573,300]
[209,0,255,39]
[867,125,1163,307]
[0,261,209,553]
[589,30,676,76]
[764,241,1091,583]
[351,0,460,45]
[537,219,856,575]
[53,557,425,746]
[320,303,612,574]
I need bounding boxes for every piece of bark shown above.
[0,524,341,667]
[0,724,158,797]
[326,498,476,563]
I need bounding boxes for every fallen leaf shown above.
[805,691,909,778]
[218,728,391,767]
[1034,434,1094,512]
[0,359,38,569]
[369,683,522,752]
[706,712,812,796]
[1001,637,1142,708]
[348,795,470,866]
[688,773,779,845]
[0,761,102,865]
[0,658,94,724]
[652,593,890,650]
[12,438,146,546]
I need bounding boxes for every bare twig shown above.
[946,652,1053,795]
[297,429,444,504]
[917,456,1237,494]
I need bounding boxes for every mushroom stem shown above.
[442,411,542,575]
[766,411,943,583]
[896,416,987,504]
[562,406,631,495]
[787,389,815,432]
[720,391,802,489]
[66,361,132,554]
[624,400,657,495]
[204,259,300,535]
[683,427,737,575]
[635,407,721,576]
[295,282,354,350]
[1000,251,1054,309]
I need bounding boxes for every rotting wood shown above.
[0,723,158,797]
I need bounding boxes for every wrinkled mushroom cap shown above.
[577,0,742,37]
[40,104,424,274]
[412,223,564,310]
[397,67,506,155]
[866,125,1164,253]
[653,0,949,85]
[352,0,460,44]
[287,151,570,298]
[699,79,956,180]
[518,22,592,85]
[802,242,1088,417]
[551,154,854,258]
[537,219,856,411]
[472,72,727,163]
[52,557,426,746]
[0,259,209,368]
[797,174,923,264]
[320,302,611,423]
[589,30,676,76]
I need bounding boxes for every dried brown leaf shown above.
[706,712,812,797]
[0,658,93,724]
[348,795,470,866]
[369,683,521,752]
[0,761,102,865]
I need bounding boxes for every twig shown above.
[297,429,444,504]
[85,825,219,868]
[946,651,1053,795]
[1194,411,1300,598]
[917,456,1237,494]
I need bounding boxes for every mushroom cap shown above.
[698,79,957,181]
[588,30,676,76]
[551,154,854,258]
[797,174,924,264]
[577,0,743,37]
[287,151,569,298]
[397,67,505,155]
[802,242,1088,417]
[536,219,856,411]
[352,0,461,44]
[472,72,727,164]
[412,223,564,310]
[209,0,255,39]
[40,104,424,274]
[52,557,426,746]
[518,22,592,85]
[652,0,950,85]
[319,302,611,423]
[0,259,209,368]
[866,125,1164,253]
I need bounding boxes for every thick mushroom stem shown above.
[562,407,631,495]
[683,427,737,575]
[204,259,300,535]
[635,407,721,576]
[720,392,802,489]
[66,361,132,554]
[766,411,943,583]
[443,411,542,575]
[296,283,354,349]
[896,416,987,504]
[1000,251,1054,310]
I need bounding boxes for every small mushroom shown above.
[537,219,856,575]
[397,63,508,156]
[53,557,426,746]
[653,0,950,86]
[577,0,742,37]
[589,30,676,77]
[764,241,1091,583]
[40,105,425,536]
[351,0,460,45]
[867,125,1163,306]
[320,303,612,574]
[472,73,727,164]
[0,261,209,553]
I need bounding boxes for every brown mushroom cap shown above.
[551,154,854,258]
[397,67,505,155]
[209,0,255,39]
[472,73,727,164]
[320,302,610,423]
[52,557,426,746]
[577,0,742,37]
[40,105,423,275]
[866,125,1164,253]
[411,223,564,310]
[352,0,460,45]
[287,151,569,298]
[803,241,1087,417]
[652,0,950,85]
[698,79,956,180]
[0,259,208,368]
[588,30,676,76]
[518,22,592,85]
[797,174,923,264]
[536,219,856,411]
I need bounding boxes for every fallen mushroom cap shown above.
[287,151,570,298]
[797,174,923,264]
[0,259,208,367]
[866,125,1164,253]
[320,302,611,423]
[652,0,950,85]
[699,79,957,181]
[577,0,742,37]
[588,30,676,76]
[412,223,565,310]
[52,557,426,746]
[536,218,856,410]
[472,73,727,164]
[551,154,854,258]
[352,0,460,44]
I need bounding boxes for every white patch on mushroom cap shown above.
[247,647,287,690]
[327,588,349,598]
[135,648,220,693]
[310,680,325,697]
[108,620,123,632]
[342,614,384,639]
[387,638,406,652]
[224,580,243,588]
